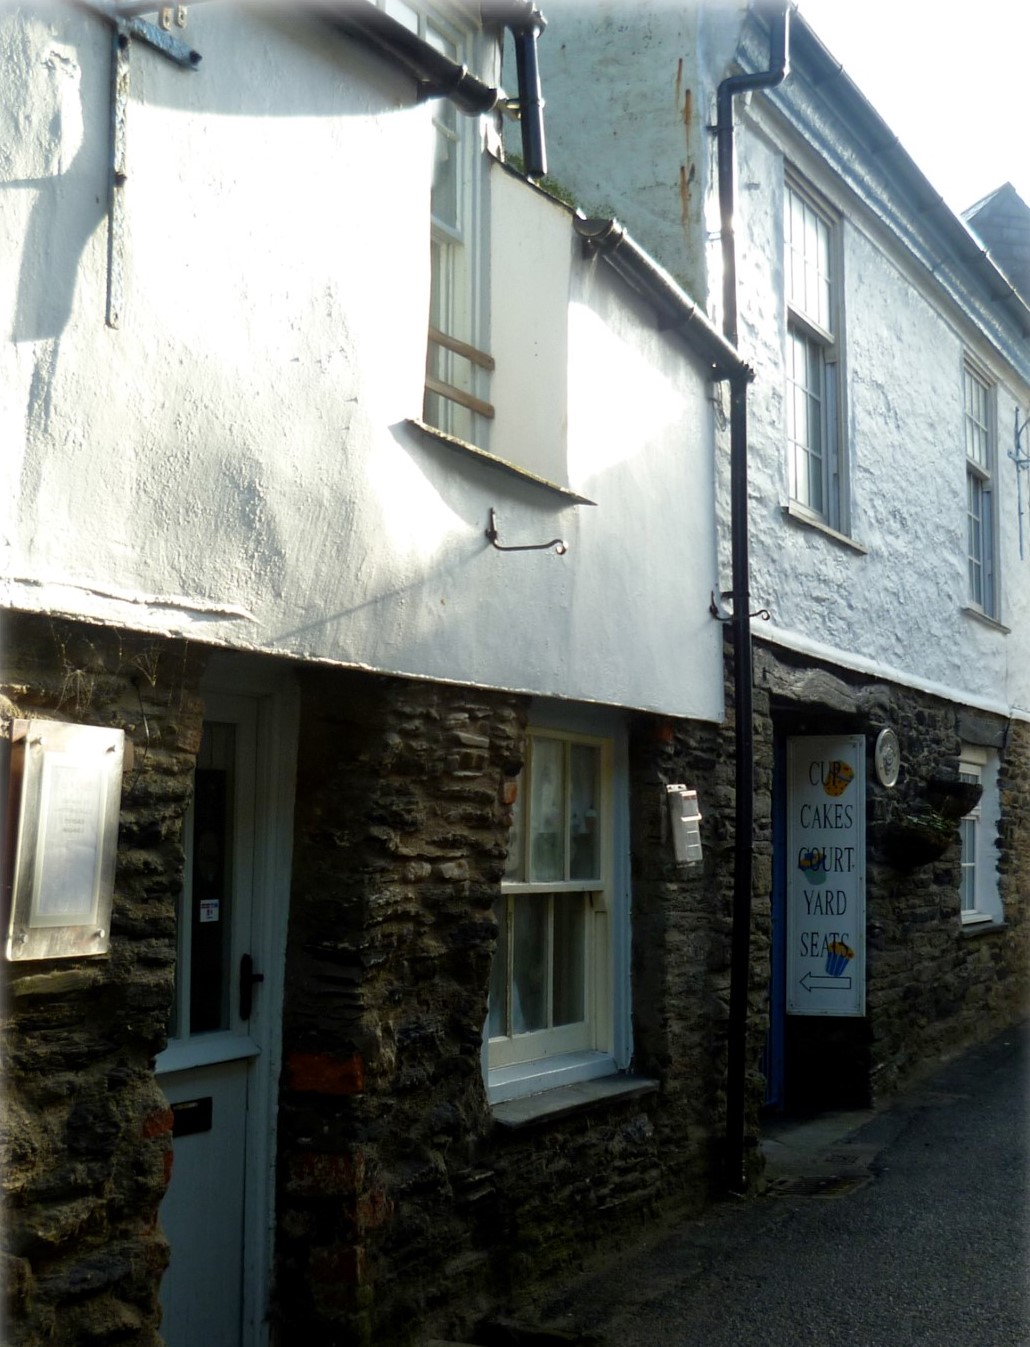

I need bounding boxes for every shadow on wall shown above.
[8,12,108,342]
[6,3,425,344]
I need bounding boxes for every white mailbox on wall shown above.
[666,784,703,865]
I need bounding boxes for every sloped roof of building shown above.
[741,6,1030,368]
[963,182,1030,307]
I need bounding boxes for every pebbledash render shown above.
[2,4,1028,1347]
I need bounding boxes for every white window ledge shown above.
[782,503,868,554]
[407,419,596,505]
[491,1073,659,1129]
[960,916,1006,936]
[155,1033,261,1076]
[961,606,1010,634]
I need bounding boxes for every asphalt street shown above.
[536,1021,1029,1347]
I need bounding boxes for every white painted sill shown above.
[488,1049,618,1105]
[960,914,1005,936]
[407,418,596,505]
[491,1073,659,1129]
[782,503,868,554]
[155,1033,261,1076]
[961,605,1010,634]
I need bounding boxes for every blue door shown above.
[763,737,787,1109]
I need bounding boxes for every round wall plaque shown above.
[874,728,900,788]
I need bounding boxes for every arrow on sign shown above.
[799,972,852,993]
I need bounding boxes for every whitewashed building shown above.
[535,0,1030,1124]
[1,4,755,1346]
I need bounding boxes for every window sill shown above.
[960,915,1005,936]
[155,1033,261,1076]
[782,503,867,554]
[491,1073,659,1129]
[961,606,1010,634]
[407,419,596,505]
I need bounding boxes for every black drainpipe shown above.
[508,2,548,178]
[717,3,790,1194]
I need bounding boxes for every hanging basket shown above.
[883,809,956,869]
[926,776,984,821]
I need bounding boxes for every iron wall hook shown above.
[486,508,567,555]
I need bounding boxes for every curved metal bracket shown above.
[486,508,567,555]
[710,590,770,622]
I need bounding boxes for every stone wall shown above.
[1,613,202,1347]
[276,669,525,1346]
[6,618,1021,1347]
[755,640,1030,1109]
[274,667,747,1346]
[626,668,773,1196]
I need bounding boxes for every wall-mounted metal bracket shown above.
[486,509,567,555]
[710,590,770,622]
[78,0,201,327]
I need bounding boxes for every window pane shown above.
[488,895,509,1037]
[787,327,824,513]
[968,471,984,606]
[512,894,548,1033]
[569,744,601,880]
[382,0,419,33]
[786,187,832,328]
[189,723,235,1035]
[431,116,459,233]
[530,738,565,882]
[960,818,976,912]
[504,773,525,881]
[553,895,586,1026]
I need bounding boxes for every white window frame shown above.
[784,175,846,532]
[382,1,491,444]
[486,709,631,1105]
[958,744,1002,927]
[963,358,998,617]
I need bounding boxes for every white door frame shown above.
[157,655,298,1347]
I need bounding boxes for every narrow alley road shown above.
[538,1023,1028,1347]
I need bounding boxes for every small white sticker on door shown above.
[199,899,220,924]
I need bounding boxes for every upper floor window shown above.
[382,1,493,445]
[963,359,997,616]
[784,177,846,531]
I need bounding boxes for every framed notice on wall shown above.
[786,735,866,1017]
[5,720,124,961]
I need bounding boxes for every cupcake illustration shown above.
[798,846,828,885]
[822,760,854,798]
[825,939,855,977]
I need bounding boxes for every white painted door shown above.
[156,681,295,1347]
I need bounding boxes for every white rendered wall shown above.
[732,106,1030,721]
[1,4,724,721]
[535,1,1030,721]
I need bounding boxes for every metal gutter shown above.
[310,0,548,178]
[573,216,753,383]
[310,1,503,114]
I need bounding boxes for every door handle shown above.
[239,953,265,1021]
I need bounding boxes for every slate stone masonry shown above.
[2,618,1025,1347]
[1,613,203,1347]
[755,640,1030,1111]
[274,666,750,1346]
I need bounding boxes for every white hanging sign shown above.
[787,735,865,1017]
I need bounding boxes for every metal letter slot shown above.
[170,1096,213,1138]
